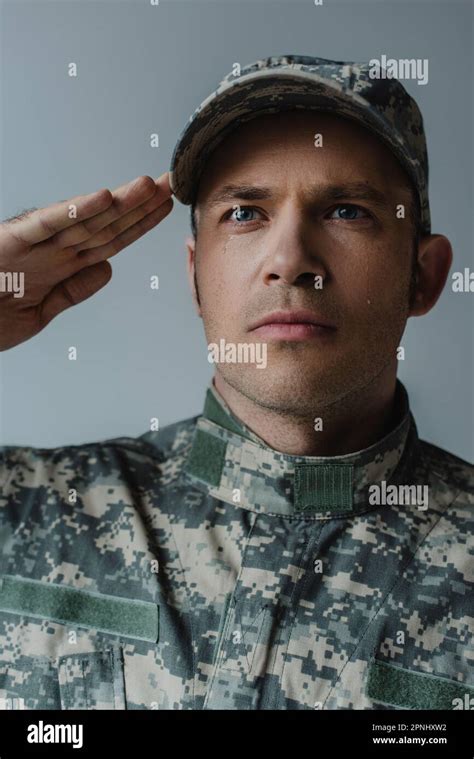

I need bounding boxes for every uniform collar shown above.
[183,379,419,519]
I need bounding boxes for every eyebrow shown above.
[202,181,399,211]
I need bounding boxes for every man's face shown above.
[188,111,416,415]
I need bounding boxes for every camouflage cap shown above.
[169,54,431,234]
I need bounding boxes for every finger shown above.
[87,171,173,236]
[25,194,173,285]
[154,171,172,196]
[0,189,114,252]
[74,182,169,252]
[32,173,173,256]
[39,260,112,328]
[51,175,164,250]
[75,198,173,267]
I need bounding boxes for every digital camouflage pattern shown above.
[169,54,431,234]
[0,379,473,710]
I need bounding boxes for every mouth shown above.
[248,310,337,341]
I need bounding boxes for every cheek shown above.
[197,238,249,328]
[337,243,410,312]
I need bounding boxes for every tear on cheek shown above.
[222,231,265,257]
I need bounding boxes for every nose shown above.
[260,203,327,288]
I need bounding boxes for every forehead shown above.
[195,110,410,204]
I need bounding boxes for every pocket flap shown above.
[366,659,474,710]
[58,647,127,709]
[0,575,159,643]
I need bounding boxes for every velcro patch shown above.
[367,659,474,709]
[0,575,159,643]
[186,427,226,486]
[294,464,353,512]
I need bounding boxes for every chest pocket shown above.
[0,575,160,710]
[366,659,474,710]
[58,647,126,709]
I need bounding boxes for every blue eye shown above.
[223,203,370,225]
[226,205,260,224]
[328,204,369,220]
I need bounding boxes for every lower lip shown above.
[251,323,336,340]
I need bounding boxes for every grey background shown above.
[0,0,472,462]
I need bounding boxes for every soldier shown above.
[0,55,472,711]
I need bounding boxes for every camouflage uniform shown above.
[0,54,472,711]
[0,379,473,710]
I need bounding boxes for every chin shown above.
[227,365,343,411]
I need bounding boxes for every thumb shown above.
[39,260,112,328]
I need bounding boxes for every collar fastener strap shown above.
[294,464,353,513]
[186,425,354,514]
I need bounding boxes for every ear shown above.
[408,234,453,317]
[186,235,202,317]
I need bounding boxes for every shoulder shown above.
[417,436,473,491]
[138,414,199,461]
[0,414,199,497]
[416,435,474,521]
